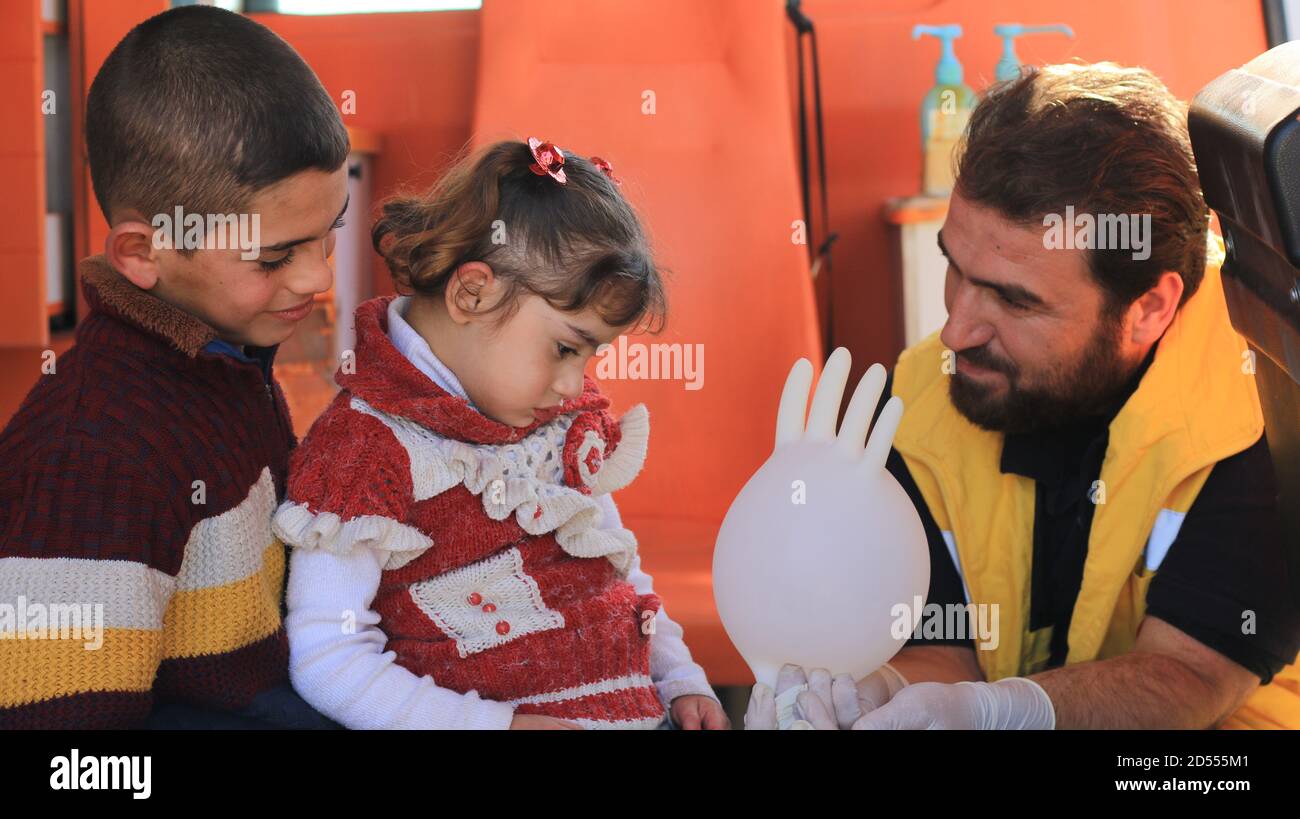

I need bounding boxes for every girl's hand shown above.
[670,694,731,730]
[510,714,584,730]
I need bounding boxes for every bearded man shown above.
[748,62,1300,730]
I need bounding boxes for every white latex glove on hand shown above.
[744,664,810,730]
[851,677,1056,730]
[744,663,910,730]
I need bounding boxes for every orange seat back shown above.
[471,0,822,683]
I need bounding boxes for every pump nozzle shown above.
[993,23,1074,82]
[912,24,964,86]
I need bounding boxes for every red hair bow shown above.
[528,137,567,184]
[527,137,622,187]
[589,156,622,186]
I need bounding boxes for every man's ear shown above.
[105,216,163,290]
[1127,271,1184,347]
[444,261,496,324]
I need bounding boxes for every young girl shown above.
[272,137,726,729]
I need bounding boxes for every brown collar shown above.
[78,255,219,357]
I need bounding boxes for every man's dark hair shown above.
[955,62,1210,313]
[86,5,349,223]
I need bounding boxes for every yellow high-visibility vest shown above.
[890,236,1300,728]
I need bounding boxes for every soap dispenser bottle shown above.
[912,24,976,196]
[993,23,1075,82]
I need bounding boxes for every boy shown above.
[0,6,349,728]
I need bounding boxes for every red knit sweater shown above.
[274,297,666,727]
[0,257,294,728]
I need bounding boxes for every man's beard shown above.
[949,313,1135,435]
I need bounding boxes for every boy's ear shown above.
[105,217,163,290]
[445,261,496,324]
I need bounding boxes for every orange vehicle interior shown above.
[0,0,1271,685]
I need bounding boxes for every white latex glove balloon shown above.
[714,347,930,693]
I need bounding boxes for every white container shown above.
[45,212,66,315]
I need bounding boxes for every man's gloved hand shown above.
[744,662,910,730]
[851,677,1056,730]
[844,662,911,720]
[744,664,807,730]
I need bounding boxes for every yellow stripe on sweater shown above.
[0,629,163,708]
[161,541,285,659]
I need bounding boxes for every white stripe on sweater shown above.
[571,716,667,730]
[0,468,281,630]
[0,556,174,631]
[507,673,656,706]
[176,467,280,591]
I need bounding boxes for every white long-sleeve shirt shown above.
[284,297,716,729]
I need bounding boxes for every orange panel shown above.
[0,0,47,348]
[0,335,76,424]
[471,0,825,684]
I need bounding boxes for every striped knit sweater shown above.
[273,296,667,728]
[0,256,294,728]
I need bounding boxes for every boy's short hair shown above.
[86,5,349,224]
